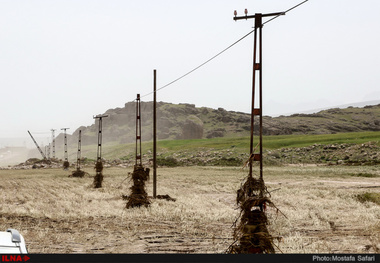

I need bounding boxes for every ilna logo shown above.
[1,255,30,262]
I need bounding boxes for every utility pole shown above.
[153,70,157,198]
[135,94,142,167]
[51,129,56,159]
[70,129,86,178]
[93,114,108,188]
[125,94,151,208]
[94,114,108,163]
[234,10,284,182]
[76,130,82,171]
[47,143,51,160]
[61,128,70,169]
[229,9,285,254]
[27,130,47,160]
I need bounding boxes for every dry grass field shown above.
[0,165,379,253]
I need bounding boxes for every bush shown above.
[356,192,380,205]
[157,156,180,167]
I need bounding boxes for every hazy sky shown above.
[1,0,379,139]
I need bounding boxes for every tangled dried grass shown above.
[156,194,176,202]
[228,175,278,254]
[63,161,70,170]
[95,161,103,173]
[125,164,150,208]
[70,169,89,178]
[93,161,104,188]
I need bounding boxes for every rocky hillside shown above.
[56,102,380,146]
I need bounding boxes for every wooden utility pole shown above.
[153,69,157,198]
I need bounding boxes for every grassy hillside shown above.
[54,103,380,148]
[40,131,379,168]
[155,131,380,151]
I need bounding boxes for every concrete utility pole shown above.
[135,94,142,166]
[94,115,108,162]
[61,128,70,169]
[76,130,82,171]
[27,130,47,160]
[51,129,56,159]
[125,94,151,208]
[234,10,284,181]
[93,114,108,188]
[153,70,157,198]
[47,143,51,160]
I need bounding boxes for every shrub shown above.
[157,156,180,167]
[356,193,380,205]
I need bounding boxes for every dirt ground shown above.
[0,166,379,253]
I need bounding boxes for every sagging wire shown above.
[111,0,310,115]
[140,0,309,99]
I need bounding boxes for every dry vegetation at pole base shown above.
[228,175,277,254]
[70,169,87,178]
[125,165,151,209]
[93,161,104,188]
[0,166,378,253]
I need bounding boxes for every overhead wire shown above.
[139,0,309,99]
[110,0,309,116]
[139,29,256,99]
[43,1,310,139]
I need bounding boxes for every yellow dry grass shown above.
[0,165,379,253]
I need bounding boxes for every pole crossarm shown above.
[233,11,285,21]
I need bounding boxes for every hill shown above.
[56,102,380,147]
[4,102,379,167]
[13,131,380,169]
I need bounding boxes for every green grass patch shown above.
[356,192,380,205]
[155,131,380,151]
[349,173,380,178]
[63,131,380,162]
[262,131,380,149]
[157,156,181,167]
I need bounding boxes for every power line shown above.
[140,0,309,99]
[263,0,309,26]
[140,30,255,99]
[110,0,309,115]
